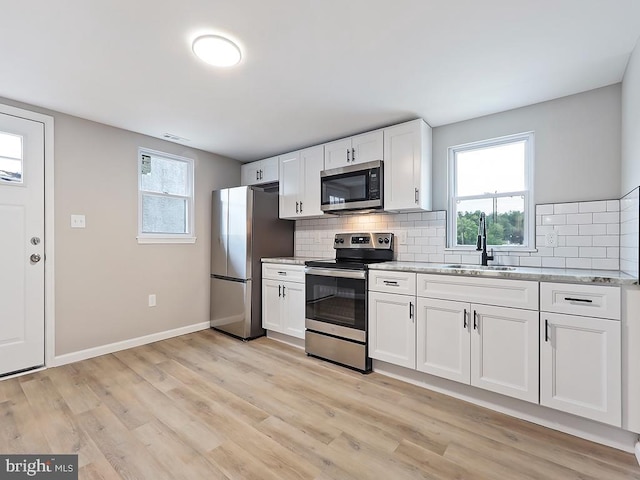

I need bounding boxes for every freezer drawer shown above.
[210,277,263,339]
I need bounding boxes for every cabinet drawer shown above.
[262,263,305,282]
[369,270,416,295]
[540,283,620,320]
[416,274,538,310]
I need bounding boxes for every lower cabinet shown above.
[368,291,416,369]
[540,312,621,426]
[416,298,539,403]
[262,266,305,339]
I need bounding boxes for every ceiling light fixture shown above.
[192,35,242,67]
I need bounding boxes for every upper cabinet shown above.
[383,119,432,212]
[324,130,383,170]
[279,145,324,219]
[240,156,279,186]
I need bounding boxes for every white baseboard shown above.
[374,360,638,453]
[635,440,640,465]
[52,322,211,367]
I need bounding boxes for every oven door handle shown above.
[304,267,366,280]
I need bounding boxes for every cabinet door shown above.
[262,279,283,331]
[352,130,383,165]
[298,145,324,217]
[278,151,301,219]
[416,298,470,384]
[260,156,279,184]
[324,138,351,170]
[470,304,539,403]
[282,281,305,339]
[383,120,431,211]
[540,313,621,426]
[241,161,261,186]
[368,291,416,369]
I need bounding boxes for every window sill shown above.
[137,236,197,245]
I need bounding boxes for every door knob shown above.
[30,253,41,263]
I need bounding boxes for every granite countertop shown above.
[261,256,329,266]
[368,261,638,285]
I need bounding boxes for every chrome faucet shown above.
[476,213,494,266]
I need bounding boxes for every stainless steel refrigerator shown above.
[210,186,294,339]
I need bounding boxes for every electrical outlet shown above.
[398,231,407,245]
[70,214,86,228]
[544,231,558,248]
[314,231,321,244]
[148,294,156,307]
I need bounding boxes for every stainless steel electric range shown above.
[304,232,394,372]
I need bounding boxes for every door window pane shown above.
[0,131,23,183]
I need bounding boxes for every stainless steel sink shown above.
[443,264,516,271]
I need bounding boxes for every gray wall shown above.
[432,85,622,210]
[0,96,240,356]
[622,39,640,194]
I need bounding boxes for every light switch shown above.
[71,214,86,229]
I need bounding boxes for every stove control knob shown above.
[384,237,390,244]
[334,238,339,243]
[339,238,344,243]
[378,237,383,244]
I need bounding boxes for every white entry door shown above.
[0,112,45,376]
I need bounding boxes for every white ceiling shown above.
[2,1,640,162]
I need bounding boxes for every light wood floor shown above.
[1,330,639,479]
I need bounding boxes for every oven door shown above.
[305,268,367,342]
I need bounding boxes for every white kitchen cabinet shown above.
[539,281,622,426]
[414,273,539,403]
[278,146,324,219]
[416,297,470,384]
[262,264,306,339]
[383,119,432,212]
[240,156,279,186]
[471,304,539,403]
[324,130,383,170]
[368,290,416,369]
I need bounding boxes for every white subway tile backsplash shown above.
[579,224,607,236]
[542,214,566,225]
[578,201,607,213]
[295,197,625,272]
[566,213,592,225]
[566,258,592,269]
[554,203,579,214]
[579,247,607,258]
[593,212,619,224]
[592,259,619,270]
[537,204,553,215]
[592,236,618,247]
[541,257,566,268]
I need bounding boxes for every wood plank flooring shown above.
[1,329,639,479]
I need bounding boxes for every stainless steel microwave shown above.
[320,160,383,213]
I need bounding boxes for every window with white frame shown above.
[448,132,534,249]
[137,148,195,243]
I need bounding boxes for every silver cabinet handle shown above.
[277,271,287,275]
[282,285,286,297]
[346,148,351,162]
[30,253,41,263]
[260,169,263,180]
[414,188,419,203]
[296,201,299,213]
[383,280,399,286]
[256,170,259,180]
[463,308,468,329]
[299,201,303,213]
[352,147,356,162]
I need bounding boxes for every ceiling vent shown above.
[163,133,190,142]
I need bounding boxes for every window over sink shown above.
[448,132,534,250]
